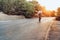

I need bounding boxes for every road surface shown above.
[0,17,55,40]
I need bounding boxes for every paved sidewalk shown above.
[47,21,60,40]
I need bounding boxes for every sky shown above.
[27,0,60,10]
[37,0,60,10]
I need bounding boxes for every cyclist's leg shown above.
[39,17,41,22]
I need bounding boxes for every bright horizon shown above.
[27,0,60,10]
[37,0,60,10]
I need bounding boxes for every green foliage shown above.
[23,2,34,18]
[0,0,34,18]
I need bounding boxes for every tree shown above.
[0,0,34,18]
[51,10,56,17]
[55,7,60,20]
[57,7,60,17]
[0,1,3,11]
[23,2,34,18]
[12,0,34,18]
[29,1,42,17]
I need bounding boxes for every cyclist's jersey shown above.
[37,11,42,15]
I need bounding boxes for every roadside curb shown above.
[45,21,54,40]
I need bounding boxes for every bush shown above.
[0,0,34,18]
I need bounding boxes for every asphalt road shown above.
[0,17,55,40]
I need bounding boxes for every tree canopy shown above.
[57,7,60,17]
[0,0,34,18]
